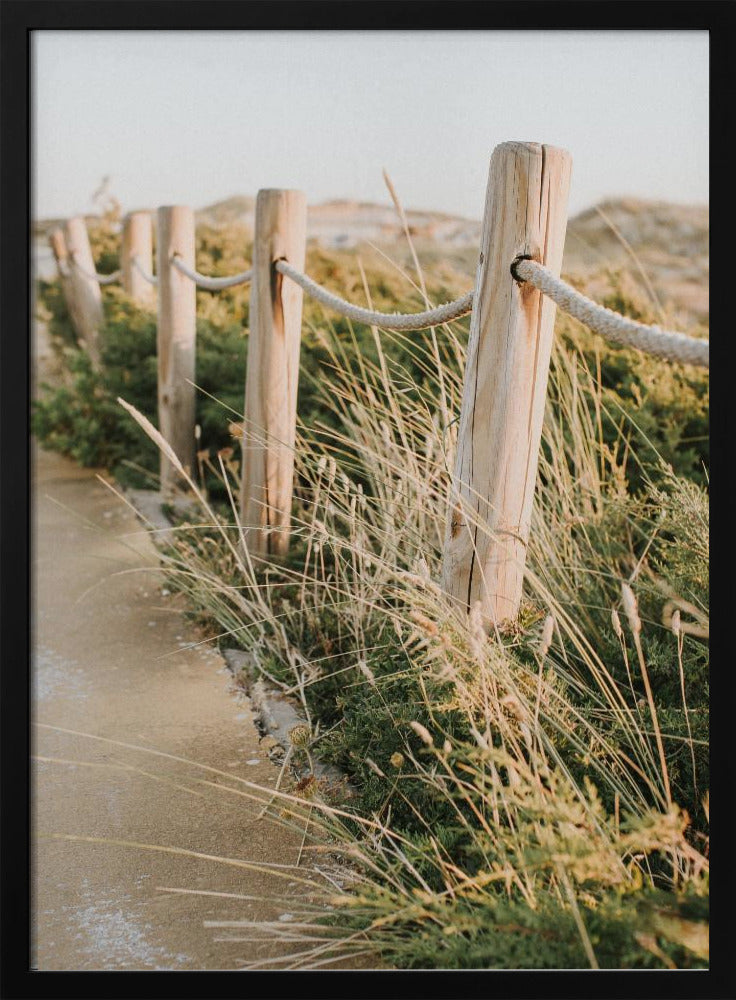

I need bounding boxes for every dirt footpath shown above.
[31,446,335,971]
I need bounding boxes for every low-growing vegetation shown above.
[33,210,709,969]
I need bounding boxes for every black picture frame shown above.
[2,4,732,998]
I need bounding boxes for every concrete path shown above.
[32,446,338,970]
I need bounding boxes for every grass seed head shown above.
[539,614,555,658]
[611,607,623,640]
[671,609,681,636]
[365,757,386,778]
[621,582,642,635]
[468,601,486,644]
[500,694,526,722]
[410,721,434,746]
[358,659,376,686]
[409,610,438,636]
[288,724,311,748]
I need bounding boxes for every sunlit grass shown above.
[36,198,709,969]
[116,290,708,968]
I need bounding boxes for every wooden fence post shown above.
[156,205,196,497]
[441,141,572,623]
[65,216,104,365]
[49,227,85,338]
[121,211,155,307]
[239,189,307,559]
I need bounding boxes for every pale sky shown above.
[33,30,708,222]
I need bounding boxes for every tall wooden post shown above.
[239,189,307,559]
[65,216,104,365]
[121,211,154,307]
[441,142,572,623]
[157,205,196,497]
[49,228,85,338]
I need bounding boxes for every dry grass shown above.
[116,294,708,968]
[102,179,709,968]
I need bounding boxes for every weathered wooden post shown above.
[441,142,572,623]
[65,216,104,364]
[239,189,307,559]
[157,205,196,497]
[49,227,85,337]
[121,211,155,308]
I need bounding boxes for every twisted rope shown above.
[171,254,253,290]
[130,255,158,286]
[61,234,707,368]
[513,258,709,369]
[275,259,474,331]
[70,255,121,285]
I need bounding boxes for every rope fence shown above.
[49,140,709,624]
[512,257,709,369]
[69,251,252,292]
[275,259,474,331]
[70,255,121,285]
[171,254,253,290]
[130,254,158,286]
[60,233,709,368]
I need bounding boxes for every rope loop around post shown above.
[509,253,534,284]
[513,257,709,369]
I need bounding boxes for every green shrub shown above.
[554,270,709,490]
[33,287,249,490]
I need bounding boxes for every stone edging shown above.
[221,648,355,798]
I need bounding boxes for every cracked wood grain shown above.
[441,142,572,623]
[157,205,196,497]
[239,190,307,559]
